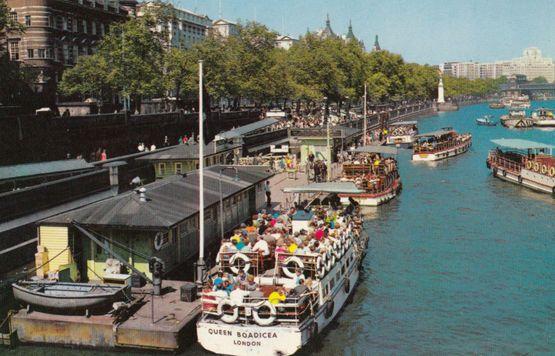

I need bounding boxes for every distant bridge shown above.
[501,83,555,99]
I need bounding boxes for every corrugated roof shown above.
[136,141,242,161]
[351,145,398,155]
[0,159,93,181]
[491,139,554,150]
[215,118,278,140]
[43,165,274,229]
[389,121,417,126]
[415,129,454,138]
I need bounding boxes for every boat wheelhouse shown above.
[412,128,472,161]
[196,184,368,356]
[487,139,555,194]
[385,121,418,147]
[339,146,401,206]
[531,108,555,127]
[500,109,533,128]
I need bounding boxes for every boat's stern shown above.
[197,318,305,356]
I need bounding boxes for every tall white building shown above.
[137,2,211,50]
[443,47,555,82]
[211,19,239,38]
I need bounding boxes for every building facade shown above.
[211,18,239,38]
[136,2,211,50]
[275,35,297,50]
[443,47,555,82]
[4,0,129,100]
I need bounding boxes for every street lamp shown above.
[219,167,240,240]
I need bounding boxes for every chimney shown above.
[138,187,147,202]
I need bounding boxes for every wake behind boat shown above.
[196,184,368,356]
[412,128,472,161]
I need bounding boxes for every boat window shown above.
[341,264,346,275]
[329,279,335,291]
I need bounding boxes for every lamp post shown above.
[219,167,240,240]
[363,83,367,146]
[196,60,205,287]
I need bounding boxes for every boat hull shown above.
[385,135,415,148]
[197,249,361,356]
[533,120,555,127]
[12,282,126,312]
[490,167,555,194]
[500,118,533,128]
[412,140,471,162]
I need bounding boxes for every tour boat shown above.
[500,109,533,128]
[487,138,555,194]
[412,128,472,161]
[476,115,497,126]
[488,101,505,109]
[196,185,368,356]
[505,95,531,109]
[531,108,555,127]
[385,121,418,148]
[338,146,401,206]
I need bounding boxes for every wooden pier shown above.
[10,280,199,351]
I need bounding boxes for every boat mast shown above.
[196,60,205,286]
[363,83,367,146]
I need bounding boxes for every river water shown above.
[7,102,555,355]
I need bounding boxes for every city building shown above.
[275,35,297,50]
[442,47,555,82]
[211,18,239,38]
[3,0,129,100]
[316,14,336,39]
[136,2,211,50]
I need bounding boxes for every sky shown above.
[175,0,555,65]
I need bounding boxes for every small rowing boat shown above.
[476,115,497,126]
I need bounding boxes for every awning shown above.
[351,145,398,155]
[389,120,417,126]
[415,128,454,138]
[247,137,290,153]
[491,139,554,150]
[282,182,365,194]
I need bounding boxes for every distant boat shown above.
[500,109,533,128]
[489,102,505,109]
[476,115,497,126]
[531,108,555,127]
[12,281,127,314]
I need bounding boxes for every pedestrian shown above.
[264,180,271,207]
[100,149,107,161]
[150,143,156,151]
[163,136,170,147]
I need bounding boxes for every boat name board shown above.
[207,328,278,339]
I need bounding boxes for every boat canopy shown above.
[415,129,454,138]
[282,182,365,194]
[389,120,417,126]
[351,145,398,155]
[491,139,554,151]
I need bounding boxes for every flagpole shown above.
[196,60,205,286]
[363,83,367,146]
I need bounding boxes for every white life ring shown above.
[282,256,305,279]
[217,299,239,324]
[252,301,276,326]
[229,253,251,274]
[316,256,326,279]
[325,250,333,272]
[154,232,166,251]
[333,240,342,259]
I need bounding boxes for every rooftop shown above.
[136,141,242,161]
[215,118,278,140]
[0,159,93,181]
[491,138,554,150]
[42,166,274,229]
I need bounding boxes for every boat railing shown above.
[414,135,471,154]
[488,151,523,173]
[200,287,318,325]
[218,251,263,276]
[274,253,320,280]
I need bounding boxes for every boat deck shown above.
[11,280,200,351]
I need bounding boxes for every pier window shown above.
[38,49,45,58]
[27,49,34,59]
[25,15,31,26]
[82,19,88,34]
[9,12,17,23]
[159,163,166,175]
[175,162,182,174]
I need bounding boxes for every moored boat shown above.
[339,146,401,206]
[412,128,472,161]
[12,281,127,313]
[500,109,533,128]
[531,108,555,127]
[487,139,555,194]
[505,95,531,109]
[385,121,418,148]
[196,188,368,356]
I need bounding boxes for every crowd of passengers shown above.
[389,124,417,136]
[208,200,361,305]
[415,133,471,152]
